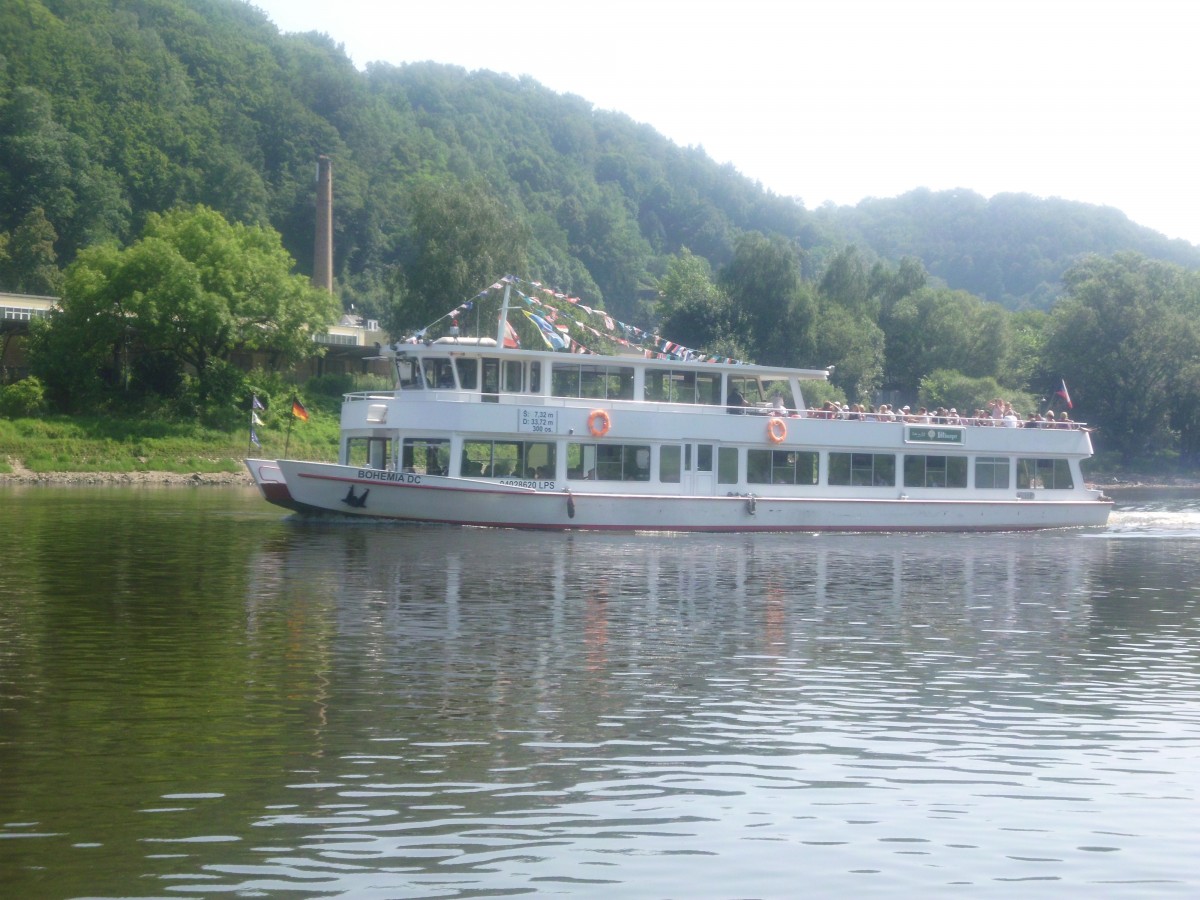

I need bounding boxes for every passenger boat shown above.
[247,278,1111,531]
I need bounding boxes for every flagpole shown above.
[494,279,513,347]
[284,401,295,459]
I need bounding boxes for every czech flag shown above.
[1056,379,1073,409]
[292,399,309,421]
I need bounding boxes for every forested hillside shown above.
[822,189,1200,309]
[3,0,1195,320]
[4,0,1200,467]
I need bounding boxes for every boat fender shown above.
[767,417,787,443]
[746,493,757,516]
[587,409,611,438]
[564,488,576,519]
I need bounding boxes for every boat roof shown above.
[393,339,830,382]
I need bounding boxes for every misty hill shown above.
[821,189,1200,308]
[1,0,1196,320]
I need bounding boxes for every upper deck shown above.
[340,342,1093,459]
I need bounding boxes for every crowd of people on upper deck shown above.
[761,398,1082,429]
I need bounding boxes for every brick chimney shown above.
[313,155,333,293]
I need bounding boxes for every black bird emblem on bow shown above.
[341,485,370,508]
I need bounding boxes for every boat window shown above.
[567,442,651,482]
[760,379,797,411]
[502,360,524,393]
[481,358,500,402]
[828,452,895,487]
[461,440,555,479]
[696,444,714,473]
[646,369,715,405]
[428,359,456,389]
[717,447,739,484]
[659,445,682,483]
[728,376,764,406]
[345,437,392,470]
[748,449,819,485]
[454,358,478,390]
[1017,458,1074,490]
[904,455,968,488]
[974,456,1010,489]
[552,363,634,400]
[397,357,424,391]
[401,438,451,476]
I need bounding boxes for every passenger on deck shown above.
[727,388,749,414]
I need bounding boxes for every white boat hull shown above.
[257,460,1111,532]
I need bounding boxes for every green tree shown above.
[1,207,62,294]
[32,205,338,411]
[720,232,814,366]
[1045,253,1200,464]
[812,302,885,402]
[869,256,927,316]
[819,245,874,319]
[883,287,1012,391]
[386,177,531,334]
[919,370,1036,418]
[656,249,739,351]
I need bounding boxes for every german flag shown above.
[292,399,309,421]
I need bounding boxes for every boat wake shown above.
[1105,505,1200,537]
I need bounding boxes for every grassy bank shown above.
[0,412,340,476]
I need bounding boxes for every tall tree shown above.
[1,206,62,294]
[386,176,531,334]
[33,205,338,410]
[720,232,814,366]
[1045,253,1200,463]
[882,287,1011,391]
[656,249,738,351]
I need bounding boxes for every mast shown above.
[494,280,513,347]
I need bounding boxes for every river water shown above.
[1,486,1199,898]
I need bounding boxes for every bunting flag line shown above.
[252,394,264,410]
[415,275,750,366]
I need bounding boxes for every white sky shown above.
[248,0,1200,245]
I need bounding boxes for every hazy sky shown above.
[248,0,1199,245]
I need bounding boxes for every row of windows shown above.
[352,437,1075,491]
[395,355,799,409]
[1,306,50,320]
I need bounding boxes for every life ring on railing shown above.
[588,409,612,438]
[767,417,787,443]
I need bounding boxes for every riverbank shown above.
[0,458,253,485]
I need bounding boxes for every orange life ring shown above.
[588,409,611,438]
[767,417,787,443]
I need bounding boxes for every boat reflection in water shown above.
[224,522,1200,895]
